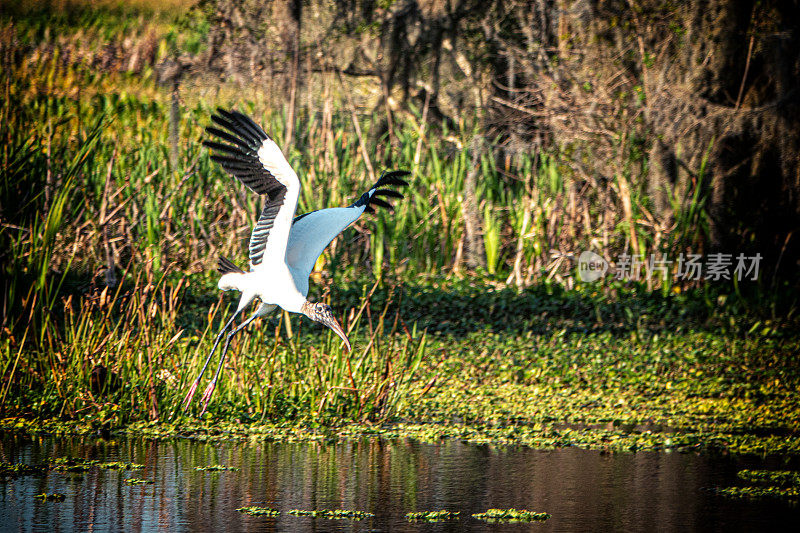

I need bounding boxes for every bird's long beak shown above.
[322,315,351,352]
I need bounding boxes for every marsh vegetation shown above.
[0,1,798,461]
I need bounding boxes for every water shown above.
[1,433,797,532]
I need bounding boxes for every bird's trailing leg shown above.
[182,311,241,413]
[198,310,261,416]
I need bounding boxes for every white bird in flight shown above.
[182,108,409,415]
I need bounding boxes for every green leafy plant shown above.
[288,509,374,519]
[472,508,550,522]
[237,506,280,516]
[406,510,460,521]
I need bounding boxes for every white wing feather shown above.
[255,140,300,267]
[286,206,365,281]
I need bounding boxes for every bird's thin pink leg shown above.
[182,381,200,411]
[199,380,218,416]
[197,312,259,416]
[182,312,239,413]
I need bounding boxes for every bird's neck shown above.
[299,300,314,319]
[279,293,307,314]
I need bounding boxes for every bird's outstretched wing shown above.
[204,109,300,268]
[286,170,410,280]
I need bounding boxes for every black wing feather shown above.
[249,190,287,264]
[203,140,245,157]
[351,169,410,213]
[205,108,289,266]
[369,197,393,210]
[218,256,244,274]
[206,126,253,151]
[220,109,268,145]
[373,189,404,199]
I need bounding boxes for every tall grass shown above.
[0,30,710,289]
[1,250,427,424]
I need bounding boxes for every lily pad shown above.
[100,461,144,470]
[472,508,550,522]
[52,457,99,472]
[0,462,48,478]
[34,493,66,502]
[406,510,460,521]
[737,469,800,487]
[718,486,799,500]
[236,506,280,516]
[195,464,240,471]
[288,509,374,520]
[124,478,153,485]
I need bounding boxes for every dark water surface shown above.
[1,433,797,532]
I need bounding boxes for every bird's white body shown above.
[218,264,304,313]
[183,108,409,415]
[218,204,373,316]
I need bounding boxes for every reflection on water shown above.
[1,433,797,532]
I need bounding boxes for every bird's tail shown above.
[218,272,245,292]
[217,256,244,274]
[217,256,245,292]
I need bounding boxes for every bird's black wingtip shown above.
[353,169,410,212]
[381,169,411,177]
[215,107,235,120]
[375,169,411,188]
[217,256,244,275]
[207,108,269,143]
[369,197,394,211]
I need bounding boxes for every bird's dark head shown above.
[302,302,351,352]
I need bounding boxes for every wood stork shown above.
[182,108,409,415]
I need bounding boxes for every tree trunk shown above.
[463,137,487,269]
[284,0,302,145]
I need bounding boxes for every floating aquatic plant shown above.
[288,509,374,520]
[472,508,550,522]
[34,493,66,501]
[406,510,460,521]
[195,465,240,471]
[52,457,99,472]
[0,462,48,478]
[718,486,799,500]
[737,469,800,487]
[236,507,280,516]
[99,461,145,470]
[124,478,153,484]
